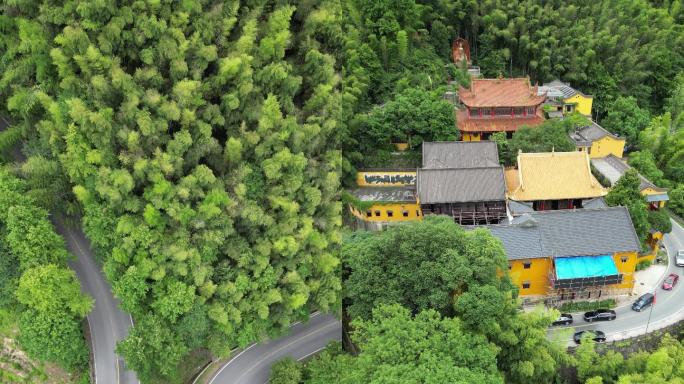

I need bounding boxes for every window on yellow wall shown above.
[523,261,531,269]
[508,263,512,270]
[374,210,381,217]
[366,211,372,217]
[621,256,628,263]
[522,281,531,289]
[402,210,409,217]
[416,210,421,216]
[387,210,394,218]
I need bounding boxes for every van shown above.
[632,293,654,312]
[677,250,684,267]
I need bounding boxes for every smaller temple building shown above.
[569,121,625,158]
[539,79,594,116]
[348,186,421,231]
[591,154,669,209]
[457,78,547,141]
[488,207,641,300]
[348,169,420,231]
[506,151,607,210]
[417,141,507,225]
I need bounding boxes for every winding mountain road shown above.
[1,116,138,384]
[549,218,684,345]
[208,312,342,384]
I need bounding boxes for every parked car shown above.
[551,313,573,326]
[677,250,684,267]
[584,309,617,322]
[573,330,606,344]
[632,293,654,312]
[663,274,679,290]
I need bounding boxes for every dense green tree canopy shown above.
[359,87,457,151]
[1,0,344,380]
[495,115,587,165]
[304,304,504,384]
[0,169,91,372]
[605,170,651,245]
[628,151,667,188]
[341,0,684,171]
[342,216,511,319]
[578,334,684,384]
[341,216,567,384]
[270,357,303,384]
[601,97,651,144]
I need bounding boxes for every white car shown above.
[677,250,684,267]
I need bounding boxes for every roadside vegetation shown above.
[272,217,570,384]
[557,299,617,313]
[0,169,91,379]
[1,1,344,382]
[575,334,684,383]
[2,0,684,382]
[274,0,684,382]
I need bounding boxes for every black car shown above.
[583,309,616,322]
[573,330,606,344]
[551,313,574,326]
[632,293,654,312]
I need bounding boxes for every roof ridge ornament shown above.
[518,213,538,228]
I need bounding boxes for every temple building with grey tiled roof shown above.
[487,207,642,298]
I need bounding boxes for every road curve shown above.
[549,218,684,345]
[208,313,342,384]
[1,116,138,384]
[56,216,139,384]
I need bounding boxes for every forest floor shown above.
[0,308,84,384]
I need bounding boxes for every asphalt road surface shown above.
[208,312,342,384]
[1,116,138,384]
[549,219,684,346]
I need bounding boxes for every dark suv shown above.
[583,309,616,322]
[632,293,654,312]
[573,330,606,344]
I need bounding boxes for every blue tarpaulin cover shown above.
[555,255,619,280]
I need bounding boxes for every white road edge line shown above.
[207,312,325,384]
[231,320,340,383]
[260,345,331,384]
[85,315,97,384]
[207,343,258,384]
[64,226,123,384]
[190,347,241,384]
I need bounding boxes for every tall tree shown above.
[2,1,344,379]
[601,96,651,145]
[343,215,510,320]
[605,170,650,245]
[308,304,504,384]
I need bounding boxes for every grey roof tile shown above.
[582,197,608,209]
[489,225,544,260]
[487,207,641,260]
[544,79,582,98]
[422,141,500,169]
[417,167,506,204]
[351,187,416,202]
[508,200,534,215]
[569,121,622,145]
[591,155,667,192]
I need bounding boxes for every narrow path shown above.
[1,116,138,384]
[208,313,342,384]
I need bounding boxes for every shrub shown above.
[636,259,652,271]
[557,299,617,312]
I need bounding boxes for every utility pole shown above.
[645,290,656,334]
